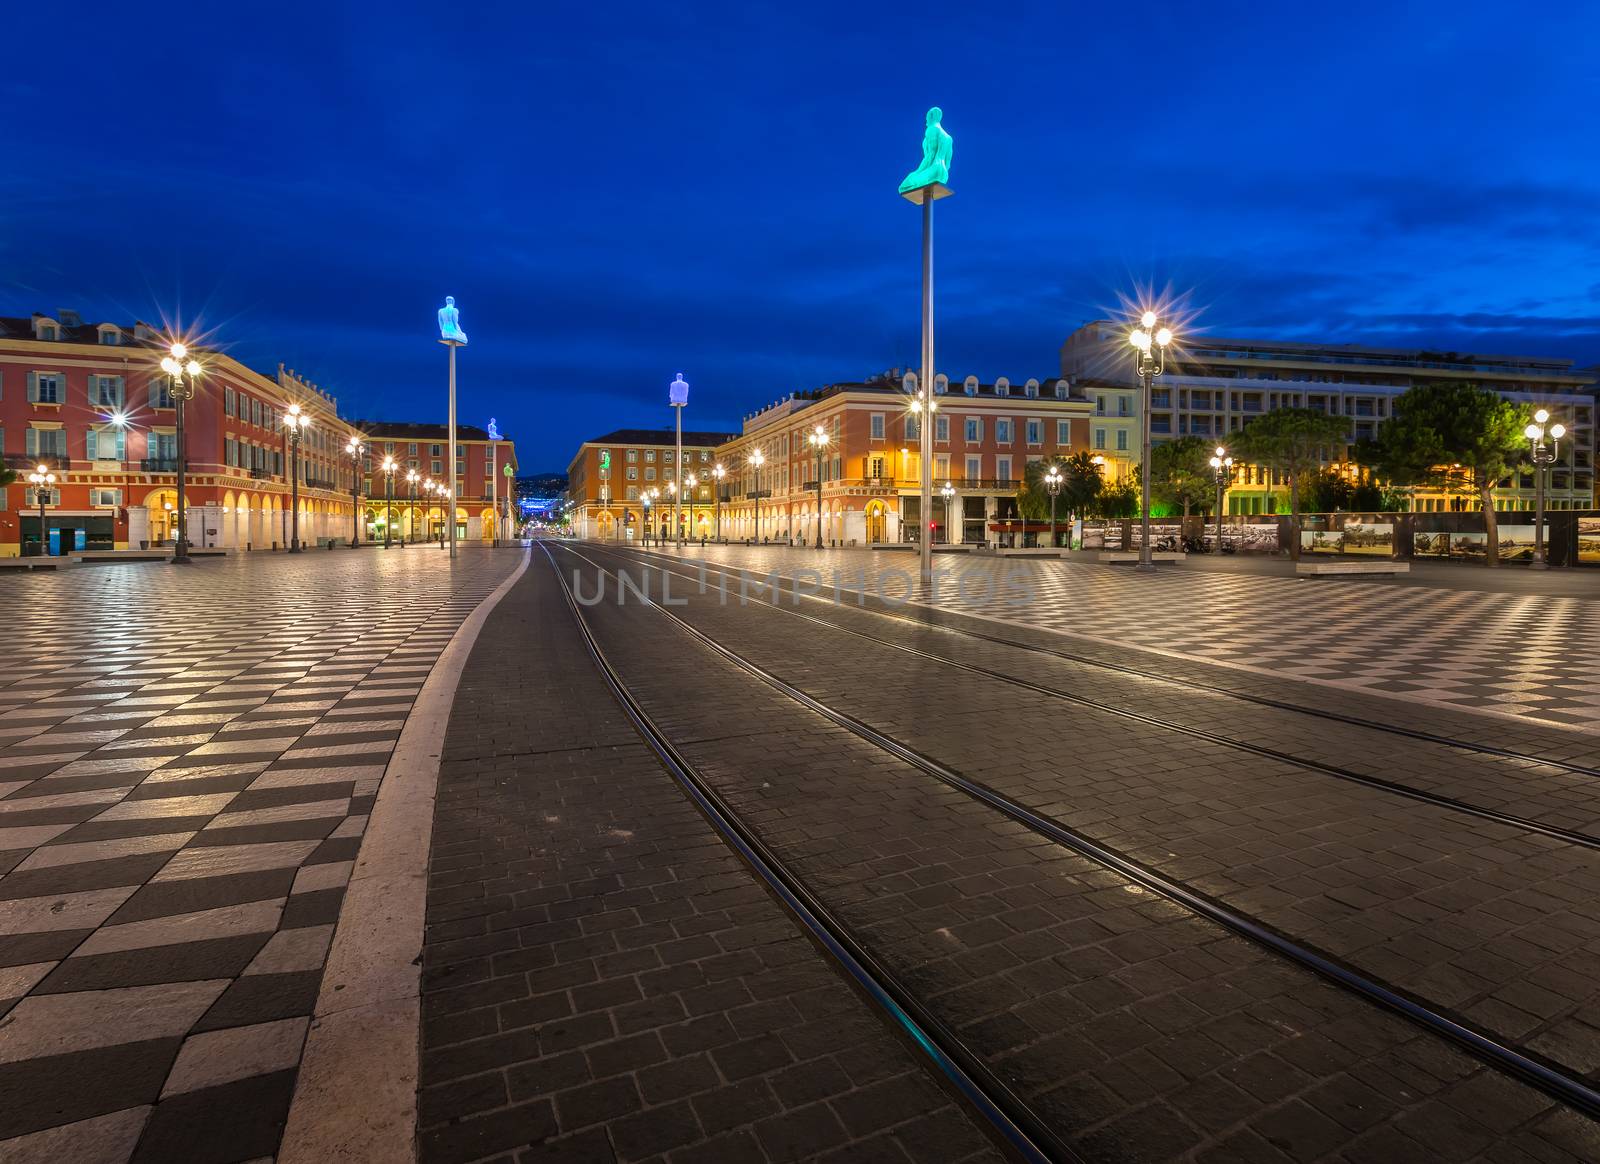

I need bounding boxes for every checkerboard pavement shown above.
[637,545,1600,731]
[0,547,522,1162]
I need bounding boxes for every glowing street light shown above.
[1044,464,1063,550]
[26,464,56,557]
[940,480,956,546]
[381,455,397,549]
[158,340,203,564]
[406,470,420,546]
[749,448,766,543]
[807,424,830,548]
[1208,446,1235,553]
[1128,310,1174,571]
[282,404,310,552]
[1524,409,1566,569]
[712,463,726,542]
[346,436,366,547]
[685,473,699,543]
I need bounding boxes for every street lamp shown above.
[1524,409,1566,569]
[712,464,726,542]
[749,449,766,543]
[26,464,55,557]
[283,404,310,552]
[808,424,830,548]
[642,489,654,545]
[940,480,956,546]
[159,341,203,564]
[1208,446,1234,553]
[346,437,365,547]
[1044,464,1062,549]
[405,470,420,546]
[381,456,397,549]
[685,473,699,542]
[1128,310,1173,572]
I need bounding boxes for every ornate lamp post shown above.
[1208,446,1234,552]
[346,437,365,547]
[642,490,653,545]
[669,373,689,548]
[159,341,203,564]
[437,297,468,559]
[807,425,830,548]
[1044,465,1062,549]
[712,464,726,541]
[405,470,420,546]
[26,464,55,557]
[685,473,699,542]
[940,480,956,546]
[282,404,309,552]
[381,456,397,549]
[503,461,516,544]
[1524,409,1566,569]
[1128,311,1173,572]
[749,449,765,543]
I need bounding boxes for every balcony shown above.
[141,457,179,472]
[28,454,70,471]
[305,477,338,490]
[250,467,273,479]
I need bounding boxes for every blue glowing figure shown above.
[487,417,501,440]
[898,107,953,194]
[669,372,689,406]
[438,296,469,345]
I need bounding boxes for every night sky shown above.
[5,1,1598,470]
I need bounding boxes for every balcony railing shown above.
[28,454,70,471]
[305,477,338,490]
[250,467,272,479]
[141,457,179,472]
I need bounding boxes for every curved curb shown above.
[278,548,532,1164]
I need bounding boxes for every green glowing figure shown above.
[898,106,953,194]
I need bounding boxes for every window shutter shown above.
[27,372,37,403]
[115,430,126,461]
[111,375,125,406]
[87,430,99,460]
[150,380,160,408]
[26,428,37,456]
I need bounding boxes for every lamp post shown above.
[642,490,653,545]
[940,480,955,546]
[346,437,365,547]
[712,464,726,541]
[808,425,829,548]
[26,465,55,556]
[749,449,765,543]
[283,404,309,552]
[1044,465,1062,549]
[1208,446,1234,553]
[405,470,419,546]
[1128,311,1173,572]
[381,456,396,549]
[909,392,938,572]
[669,373,689,548]
[503,461,516,544]
[159,341,203,564]
[1524,409,1566,569]
[685,473,698,542]
[437,297,467,560]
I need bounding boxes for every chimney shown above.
[59,309,82,328]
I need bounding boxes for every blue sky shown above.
[5,0,1598,469]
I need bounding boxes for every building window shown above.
[870,413,885,439]
[964,418,981,442]
[645,467,656,481]
[996,419,1012,443]
[935,454,950,479]
[91,488,121,506]
[99,329,120,346]
[224,387,236,417]
[1116,430,1128,451]
[1057,420,1071,445]
[432,460,442,473]
[409,443,418,455]
[29,373,63,404]
[997,457,1012,482]
[700,450,709,462]
[90,375,125,408]
[935,415,949,441]
[1094,428,1106,449]
[906,415,921,442]
[870,457,885,479]
[626,486,639,500]
[85,427,126,461]
[627,466,638,480]
[645,449,656,462]
[26,427,67,458]
[627,449,638,462]
[25,487,62,506]
[1026,420,1042,445]
[965,456,981,480]
[431,444,443,456]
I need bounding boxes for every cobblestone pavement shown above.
[579,545,1600,1092]
[618,543,1600,731]
[418,556,1004,1164]
[547,543,1599,1163]
[0,547,521,1162]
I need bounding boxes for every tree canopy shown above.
[1017,452,1104,523]
[1357,381,1527,564]
[1150,436,1216,517]
[1231,408,1350,559]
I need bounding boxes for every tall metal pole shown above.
[1139,366,1153,572]
[350,448,362,547]
[289,429,302,552]
[490,461,498,548]
[385,472,393,550]
[1215,473,1225,552]
[173,379,190,564]
[919,194,934,584]
[447,343,458,559]
[1050,491,1058,549]
[1533,448,1548,568]
[814,443,824,549]
[674,405,683,548]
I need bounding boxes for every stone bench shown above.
[0,556,79,569]
[1095,551,1187,563]
[1296,559,1410,576]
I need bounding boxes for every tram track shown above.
[538,541,1072,1164]
[549,540,1600,1123]
[591,543,1600,853]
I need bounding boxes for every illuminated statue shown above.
[898,107,953,194]
[437,296,468,345]
[487,417,500,440]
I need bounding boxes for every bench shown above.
[1095,551,1187,563]
[0,555,79,570]
[1297,560,1410,576]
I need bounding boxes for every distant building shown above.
[1062,323,1597,512]
[347,421,519,542]
[567,428,737,540]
